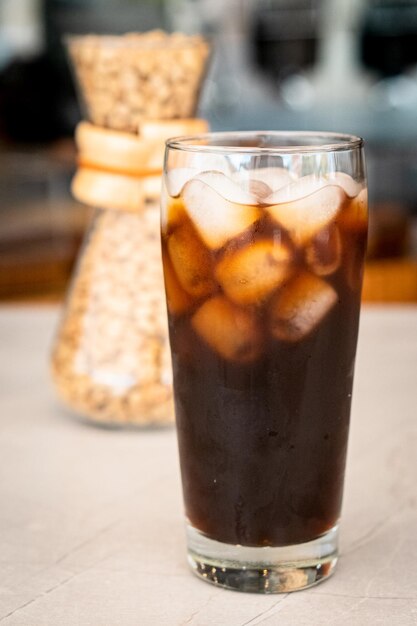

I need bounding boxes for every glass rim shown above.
[166,131,364,155]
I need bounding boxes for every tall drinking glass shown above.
[161,132,367,593]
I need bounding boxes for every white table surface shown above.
[0,305,416,626]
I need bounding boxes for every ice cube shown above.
[166,167,198,197]
[182,175,260,250]
[191,295,263,363]
[326,172,362,198]
[265,172,361,201]
[264,174,328,205]
[338,188,368,231]
[161,181,186,234]
[305,224,342,277]
[232,167,294,201]
[167,220,216,298]
[266,182,346,246]
[215,239,292,305]
[162,249,194,315]
[269,271,338,342]
[248,179,273,201]
[193,171,257,204]
[254,167,295,191]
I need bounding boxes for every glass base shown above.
[186,524,338,593]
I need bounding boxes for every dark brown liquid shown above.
[164,209,367,548]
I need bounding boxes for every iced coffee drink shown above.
[161,132,367,593]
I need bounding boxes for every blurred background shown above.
[1,0,417,303]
